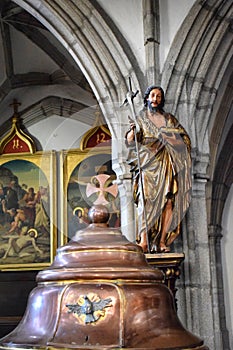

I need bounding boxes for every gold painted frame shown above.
[0,151,57,270]
[60,147,120,245]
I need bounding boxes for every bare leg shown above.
[138,231,148,253]
[159,199,173,252]
[2,237,14,259]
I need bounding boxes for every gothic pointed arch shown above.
[13,0,143,138]
[161,0,233,177]
[12,0,141,243]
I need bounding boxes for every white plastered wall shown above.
[96,0,145,71]
[159,0,195,68]
[97,0,195,72]
[28,117,90,151]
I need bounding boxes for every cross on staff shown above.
[122,77,150,253]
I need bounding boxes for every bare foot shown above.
[159,241,170,253]
[138,240,148,253]
[138,231,149,253]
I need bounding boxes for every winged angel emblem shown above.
[66,293,112,324]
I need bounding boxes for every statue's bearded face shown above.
[147,88,163,113]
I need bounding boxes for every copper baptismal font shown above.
[0,205,208,349]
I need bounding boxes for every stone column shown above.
[116,176,136,243]
[180,177,215,349]
[208,224,230,350]
[143,0,160,85]
[110,107,136,243]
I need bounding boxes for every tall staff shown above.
[122,78,151,253]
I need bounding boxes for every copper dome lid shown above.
[0,205,208,350]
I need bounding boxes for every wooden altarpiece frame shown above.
[0,104,57,270]
[60,119,120,245]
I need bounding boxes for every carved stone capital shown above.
[192,150,210,181]
[208,224,223,241]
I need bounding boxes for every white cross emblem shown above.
[86,174,118,205]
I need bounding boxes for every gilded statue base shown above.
[146,252,185,309]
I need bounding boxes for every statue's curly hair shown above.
[143,85,165,109]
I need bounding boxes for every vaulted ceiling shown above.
[0,0,97,137]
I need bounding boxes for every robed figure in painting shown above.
[125,85,192,253]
